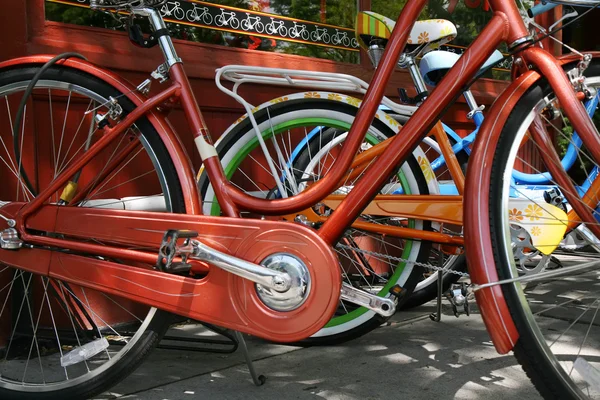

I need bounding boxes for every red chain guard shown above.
[0,205,341,343]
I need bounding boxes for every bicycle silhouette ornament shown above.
[186,4,212,25]
[331,29,351,46]
[310,26,330,43]
[215,8,240,29]
[160,0,184,20]
[240,13,265,33]
[265,17,287,36]
[289,21,309,40]
[2,0,600,399]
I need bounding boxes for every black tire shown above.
[0,65,184,400]
[489,60,600,399]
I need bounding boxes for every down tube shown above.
[318,13,509,245]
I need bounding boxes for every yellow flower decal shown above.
[508,208,523,222]
[269,96,289,104]
[327,93,342,101]
[251,106,260,113]
[418,32,430,44]
[440,26,453,36]
[234,115,247,125]
[436,19,446,23]
[407,37,413,44]
[346,96,360,107]
[384,113,399,128]
[524,204,543,221]
[530,226,542,237]
[418,156,434,183]
[428,42,441,50]
[304,92,321,98]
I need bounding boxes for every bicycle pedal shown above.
[157,229,198,274]
[389,284,407,300]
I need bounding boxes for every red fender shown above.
[467,52,600,354]
[464,71,539,354]
[0,55,202,214]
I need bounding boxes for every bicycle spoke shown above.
[55,90,72,178]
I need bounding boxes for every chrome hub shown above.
[256,253,311,312]
[0,228,23,250]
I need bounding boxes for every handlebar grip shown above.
[527,1,559,18]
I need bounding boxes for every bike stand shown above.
[157,322,239,354]
[155,323,266,387]
[429,248,445,322]
[429,269,444,322]
[234,331,267,386]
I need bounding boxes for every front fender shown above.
[464,70,542,354]
[467,51,600,354]
[0,55,201,214]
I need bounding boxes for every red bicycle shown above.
[0,0,599,398]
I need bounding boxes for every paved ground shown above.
[97,301,542,400]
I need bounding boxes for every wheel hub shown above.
[256,253,311,312]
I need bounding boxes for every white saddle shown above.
[419,49,505,86]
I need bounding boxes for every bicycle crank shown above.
[156,229,394,316]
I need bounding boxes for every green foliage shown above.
[46,3,121,29]
[269,0,358,62]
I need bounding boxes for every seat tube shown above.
[489,0,530,47]
[145,7,182,67]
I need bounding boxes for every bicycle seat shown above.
[419,49,504,86]
[355,11,457,55]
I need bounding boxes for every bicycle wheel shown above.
[230,17,240,30]
[202,12,213,25]
[0,65,185,399]
[255,22,264,34]
[240,19,250,31]
[488,60,600,399]
[174,7,185,20]
[199,95,435,345]
[301,30,309,41]
[186,9,197,21]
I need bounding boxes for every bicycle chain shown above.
[335,243,471,278]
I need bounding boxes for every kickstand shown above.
[234,331,266,386]
[429,248,445,322]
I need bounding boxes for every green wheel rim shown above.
[212,117,415,328]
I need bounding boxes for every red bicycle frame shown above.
[1,0,599,351]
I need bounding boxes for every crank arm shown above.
[340,282,396,317]
[190,240,292,292]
